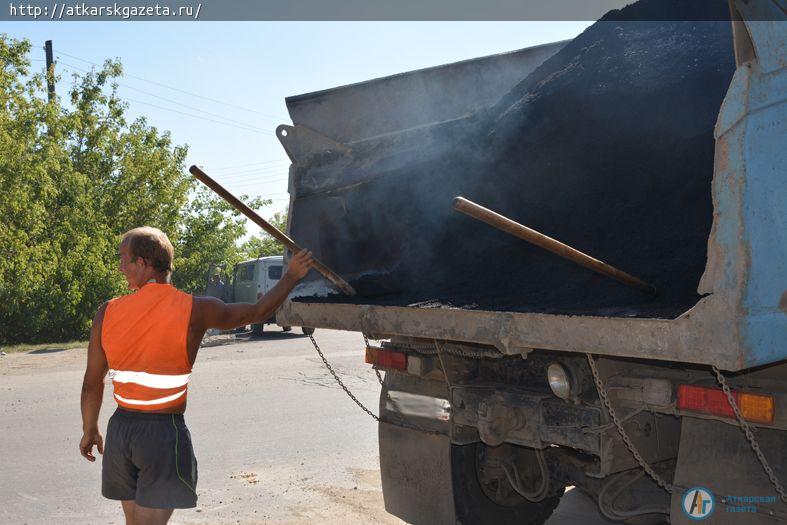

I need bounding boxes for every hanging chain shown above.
[308,332,434,433]
[310,331,785,504]
[367,334,435,433]
[383,339,505,360]
[363,334,385,386]
[308,333,379,421]
[586,353,674,494]
[712,365,787,505]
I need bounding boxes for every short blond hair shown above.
[121,226,174,273]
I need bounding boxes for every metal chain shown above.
[308,332,434,434]
[311,334,786,505]
[712,365,787,505]
[367,334,435,434]
[383,339,504,360]
[433,339,453,390]
[308,333,379,421]
[586,353,674,494]
[363,334,385,386]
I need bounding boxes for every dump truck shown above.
[273,0,786,523]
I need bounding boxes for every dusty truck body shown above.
[275,1,786,523]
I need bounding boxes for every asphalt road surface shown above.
[0,328,614,525]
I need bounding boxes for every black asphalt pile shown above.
[291,0,735,318]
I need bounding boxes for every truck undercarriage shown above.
[375,342,787,524]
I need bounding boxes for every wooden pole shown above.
[190,165,356,297]
[453,196,656,295]
[44,40,55,102]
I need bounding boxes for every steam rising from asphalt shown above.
[287,0,735,319]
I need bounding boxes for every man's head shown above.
[118,226,174,289]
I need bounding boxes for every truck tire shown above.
[282,326,292,332]
[451,443,563,525]
[252,323,264,336]
[301,327,315,336]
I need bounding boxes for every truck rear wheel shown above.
[452,443,563,525]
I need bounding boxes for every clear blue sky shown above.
[2,21,592,235]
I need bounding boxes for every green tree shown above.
[240,207,288,259]
[173,188,270,294]
[0,35,274,344]
[0,36,118,342]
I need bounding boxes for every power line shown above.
[227,175,290,187]
[241,192,289,197]
[123,96,275,135]
[216,171,289,182]
[229,177,289,187]
[119,82,274,133]
[214,166,290,180]
[222,179,289,189]
[207,160,290,172]
[213,163,291,176]
[58,62,275,136]
[56,49,288,122]
[219,172,290,185]
[223,180,288,190]
[211,168,290,181]
[59,64,273,135]
[221,171,290,184]
[233,195,290,203]
[221,178,289,189]
[212,175,289,187]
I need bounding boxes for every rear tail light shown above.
[677,384,774,424]
[365,346,407,371]
[739,393,776,424]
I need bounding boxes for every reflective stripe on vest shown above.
[109,369,191,389]
[114,389,187,406]
[109,369,190,407]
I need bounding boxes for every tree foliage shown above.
[173,189,270,294]
[0,35,277,344]
[240,208,288,259]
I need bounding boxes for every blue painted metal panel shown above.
[741,63,787,366]
[711,7,787,367]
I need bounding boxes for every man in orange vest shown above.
[79,226,314,525]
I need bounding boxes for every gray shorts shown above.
[102,408,198,509]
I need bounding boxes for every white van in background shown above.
[206,255,315,336]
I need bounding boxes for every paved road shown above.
[0,329,612,525]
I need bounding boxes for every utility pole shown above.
[44,40,55,102]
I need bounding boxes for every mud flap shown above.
[670,417,787,524]
[379,421,456,525]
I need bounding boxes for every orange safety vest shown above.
[101,283,193,411]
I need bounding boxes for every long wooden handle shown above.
[190,165,356,296]
[453,197,656,295]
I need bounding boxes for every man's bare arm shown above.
[80,303,109,462]
[194,250,314,332]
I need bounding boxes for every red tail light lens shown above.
[365,346,407,371]
[678,384,736,418]
[677,384,774,424]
